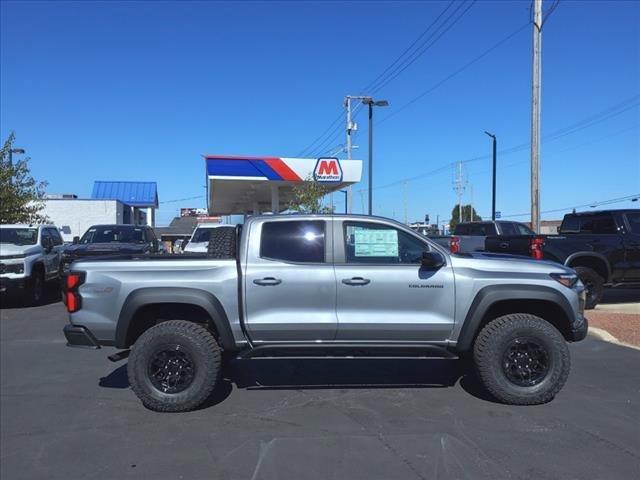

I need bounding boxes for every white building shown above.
[41,199,127,242]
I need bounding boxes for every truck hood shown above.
[450,251,574,275]
[0,243,42,258]
[64,243,149,257]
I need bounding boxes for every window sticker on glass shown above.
[354,228,398,257]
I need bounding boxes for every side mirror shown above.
[421,251,445,269]
[73,236,80,245]
[556,226,561,233]
[43,237,53,253]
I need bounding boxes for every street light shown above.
[339,190,348,214]
[361,97,389,215]
[484,131,497,221]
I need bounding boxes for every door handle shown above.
[342,277,371,286]
[500,242,509,249]
[253,277,282,286]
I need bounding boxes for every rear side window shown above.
[580,214,617,234]
[515,223,535,235]
[626,212,640,234]
[260,221,325,263]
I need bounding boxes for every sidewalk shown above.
[588,299,640,347]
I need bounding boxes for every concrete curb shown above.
[588,327,640,351]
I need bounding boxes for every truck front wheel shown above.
[573,266,604,310]
[128,320,221,412]
[473,314,570,405]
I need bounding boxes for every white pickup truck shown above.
[0,224,64,304]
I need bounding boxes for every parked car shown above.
[60,224,162,274]
[63,214,587,412]
[183,223,235,253]
[485,209,640,309]
[430,221,535,253]
[0,224,64,304]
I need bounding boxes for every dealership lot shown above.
[0,297,638,480]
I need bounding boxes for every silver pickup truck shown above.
[63,214,588,412]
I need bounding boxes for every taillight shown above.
[450,236,460,254]
[530,236,545,260]
[64,272,85,313]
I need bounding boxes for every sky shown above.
[1,0,639,227]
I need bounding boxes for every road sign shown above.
[496,211,502,219]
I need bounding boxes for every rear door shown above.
[334,220,455,342]
[574,213,625,281]
[244,219,337,342]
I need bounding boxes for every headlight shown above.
[550,272,578,288]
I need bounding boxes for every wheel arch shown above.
[565,253,611,283]
[115,287,236,350]
[456,285,576,353]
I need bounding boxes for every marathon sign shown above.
[313,157,343,183]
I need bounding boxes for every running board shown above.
[236,343,458,360]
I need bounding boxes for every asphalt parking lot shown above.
[1,294,639,480]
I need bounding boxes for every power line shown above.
[369,0,477,95]
[378,21,531,125]
[159,194,205,205]
[357,95,640,193]
[500,194,639,219]
[296,0,475,158]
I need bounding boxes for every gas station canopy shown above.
[205,155,362,215]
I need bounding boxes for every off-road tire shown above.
[473,314,570,405]
[574,266,604,310]
[26,268,45,306]
[207,227,236,259]
[128,320,221,412]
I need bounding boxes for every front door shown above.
[623,211,640,281]
[335,220,455,342]
[244,219,337,342]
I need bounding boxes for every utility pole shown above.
[531,0,542,233]
[453,161,467,225]
[344,97,354,214]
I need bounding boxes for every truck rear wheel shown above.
[473,314,570,405]
[128,320,221,412]
[573,266,604,310]
[207,227,236,259]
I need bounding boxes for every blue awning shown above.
[91,181,158,207]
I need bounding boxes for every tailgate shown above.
[485,235,532,256]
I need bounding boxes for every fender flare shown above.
[456,284,575,352]
[564,252,611,282]
[115,287,236,350]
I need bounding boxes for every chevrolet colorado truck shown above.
[0,224,64,304]
[485,209,640,309]
[63,214,588,412]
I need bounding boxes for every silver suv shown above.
[0,224,64,304]
[62,214,588,411]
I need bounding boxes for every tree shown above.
[0,133,48,224]
[288,176,333,214]
[449,204,481,231]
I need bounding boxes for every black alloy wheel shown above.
[148,344,196,394]
[502,337,550,387]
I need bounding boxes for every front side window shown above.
[560,216,580,233]
[260,221,325,263]
[0,228,38,245]
[626,212,640,234]
[515,223,535,235]
[499,223,516,236]
[47,228,63,245]
[344,222,428,264]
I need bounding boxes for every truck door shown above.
[622,211,640,281]
[244,219,337,342]
[334,220,455,342]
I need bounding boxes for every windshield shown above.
[0,228,39,246]
[80,226,146,244]
[191,227,216,243]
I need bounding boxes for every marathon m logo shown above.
[313,157,343,183]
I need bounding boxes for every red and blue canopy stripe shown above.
[205,155,301,181]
